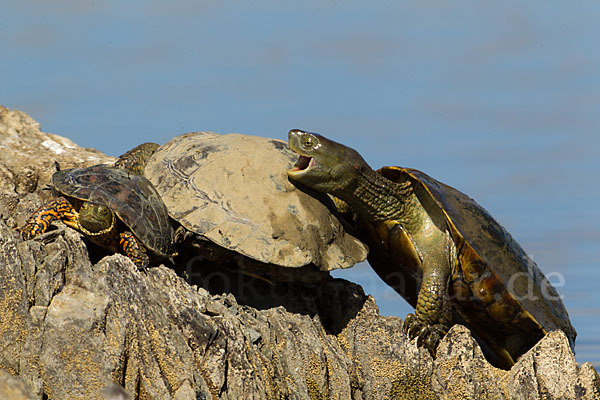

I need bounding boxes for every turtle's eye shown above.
[99,205,111,216]
[303,135,315,149]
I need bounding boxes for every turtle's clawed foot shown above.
[120,231,150,270]
[403,313,447,357]
[18,223,38,240]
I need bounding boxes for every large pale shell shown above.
[145,131,367,270]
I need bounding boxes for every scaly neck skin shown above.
[334,164,417,224]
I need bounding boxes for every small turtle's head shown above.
[115,142,160,175]
[78,202,115,235]
[287,129,368,196]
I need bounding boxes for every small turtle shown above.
[19,164,173,268]
[287,129,576,369]
[116,132,367,280]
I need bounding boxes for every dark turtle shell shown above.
[53,164,173,257]
[373,166,576,365]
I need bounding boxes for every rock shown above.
[0,106,598,399]
[0,369,37,400]
[0,105,113,229]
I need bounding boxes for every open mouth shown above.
[288,155,316,175]
[295,155,311,170]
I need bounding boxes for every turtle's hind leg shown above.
[119,231,150,269]
[18,197,78,240]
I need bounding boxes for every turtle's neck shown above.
[335,165,415,223]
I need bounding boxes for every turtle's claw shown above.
[404,313,426,340]
[18,224,35,240]
[416,326,431,347]
[424,334,440,355]
[403,313,446,357]
[403,313,418,335]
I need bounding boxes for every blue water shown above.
[2,1,598,367]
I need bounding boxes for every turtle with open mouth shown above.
[287,128,576,369]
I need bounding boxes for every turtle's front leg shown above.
[403,253,452,356]
[119,231,150,269]
[19,197,79,240]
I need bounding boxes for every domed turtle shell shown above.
[143,131,367,270]
[375,166,576,361]
[53,164,173,257]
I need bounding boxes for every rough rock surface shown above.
[0,106,598,399]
